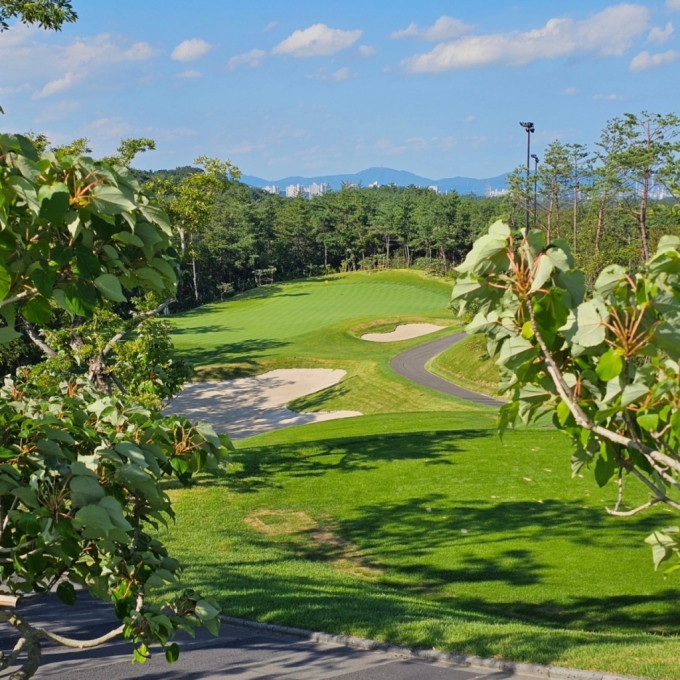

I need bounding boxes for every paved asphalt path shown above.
[1,333,512,679]
[0,594,522,679]
[391,332,505,409]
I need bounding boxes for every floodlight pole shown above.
[531,154,539,229]
[520,122,535,235]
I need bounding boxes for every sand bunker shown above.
[165,368,361,441]
[361,323,445,343]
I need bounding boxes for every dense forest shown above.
[128,111,680,311]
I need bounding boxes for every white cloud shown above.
[630,48,680,71]
[391,16,473,41]
[649,22,674,44]
[593,93,626,100]
[2,32,161,98]
[227,48,267,71]
[34,72,80,99]
[667,0,680,10]
[62,34,158,67]
[308,67,353,82]
[122,42,160,60]
[272,24,362,57]
[177,69,202,78]
[403,4,650,73]
[171,39,212,62]
[358,45,376,57]
[464,115,475,123]
[562,86,579,95]
[264,21,278,32]
[87,117,130,137]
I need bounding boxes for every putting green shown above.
[171,271,453,368]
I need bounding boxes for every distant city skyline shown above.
[1,1,678,178]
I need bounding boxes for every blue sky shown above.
[1,0,679,179]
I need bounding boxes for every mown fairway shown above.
[166,272,680,680]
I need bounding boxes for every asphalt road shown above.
[390,332,505,408]
[0,594,519,679]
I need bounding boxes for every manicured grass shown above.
[428,334,500,398]
[161,414,680,680]
[165,272,680,679]
[171,271,475,415]
[172,270,454,370]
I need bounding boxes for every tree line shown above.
[506,111,680,284]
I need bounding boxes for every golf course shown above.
[165,270,680,680]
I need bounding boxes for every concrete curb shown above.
[221,615,644,680]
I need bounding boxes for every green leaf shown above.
[596,349,623,382]
[94,274,126,303]
[488,220,511,239]
[63,282,97,317]
[546,245,573,272]
[594,453,616,488]
[136,267,165,291]
[656,235,680,255]
[38,184,70,224]
[594,265,626,296]
[8,176,39,214]
[70,476,106,507]
[89,185,136,215]
[621,383,649,407]
[165,643,180,664]
[530,254,554,293]
[57,582,77,606]
[74,244,102,280]
[31,269,56,298]
[572,301,607,348]
[0,263,11,301]
[195,599,220,621]
[74,504,115,537]
[112,231,145,248]
[557,270,586,307]
[637,413,659,432]
[498,336,534,366]
[0,326,21,344]
[140,205,172,235]
[23,296,52,325]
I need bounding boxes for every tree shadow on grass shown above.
[225,430,489,493]
[181,338,290,375]
[177,562,680,669]
[331,495,680,632]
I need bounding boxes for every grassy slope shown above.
[427,334,500,398]
[164,272,680,679]
[162,414,680,680]
[172,271,475,415]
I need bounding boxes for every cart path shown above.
[390,332,505,409]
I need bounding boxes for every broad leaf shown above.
[94,274,126,303]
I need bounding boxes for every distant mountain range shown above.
[240,167,511,195]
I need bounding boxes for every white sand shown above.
[361,323,445,343]
[164,368,361,441]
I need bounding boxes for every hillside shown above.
[241,166,510,195]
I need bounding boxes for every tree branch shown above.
[34,624,124,649]
[606,499,660,517]
[23,321,57,358]
[528,298,680,504]
[101,298,174,358]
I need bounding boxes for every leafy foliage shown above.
[0,0,76,31]
[452,221,680,572]
[0,135,229,679]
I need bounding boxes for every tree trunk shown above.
[595,194,607,253]
[192,257,199,303]
[640,170,650,261]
